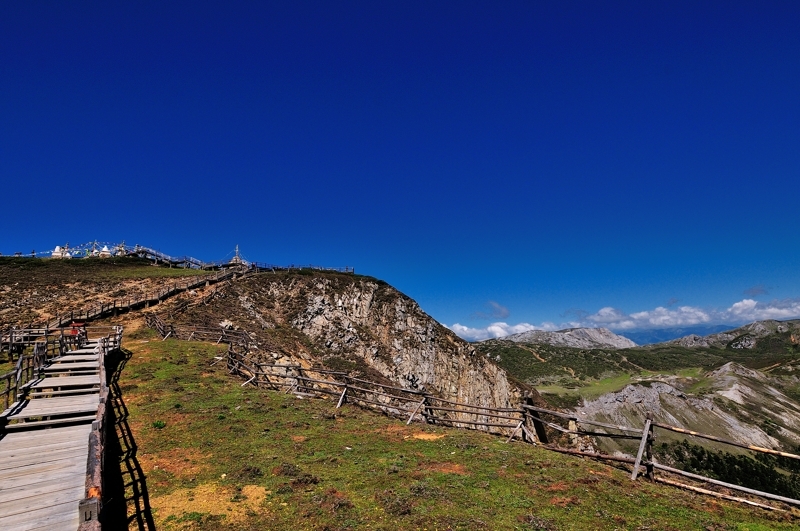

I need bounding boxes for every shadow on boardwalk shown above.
[103,348,157,530]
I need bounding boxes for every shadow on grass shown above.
[103,348,156,531]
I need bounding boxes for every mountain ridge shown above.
[494,327,637,349]
[662,319,800,349]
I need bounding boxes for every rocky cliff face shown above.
[169,272,536,410]
[498,327,637,349]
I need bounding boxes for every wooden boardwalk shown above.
[0,335,116,530]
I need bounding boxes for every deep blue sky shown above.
[2,2,800,340]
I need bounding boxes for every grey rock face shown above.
[499,327,637,349]
[220,275,530,412]
[671,334,709,348]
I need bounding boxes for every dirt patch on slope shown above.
[152,483,267,526]
[421,462,469,475]
[411,432,445,441]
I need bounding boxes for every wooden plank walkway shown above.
[0,339,106,530]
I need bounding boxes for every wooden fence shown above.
[0,266,248,357]
[0,331,80,410]
[145,315,800,511]
[0,326,123,411]
[521,406,800,510]
[247,262,354,274]
[81,329,123,531]
[145,314,251,345]
[46,267,245,329]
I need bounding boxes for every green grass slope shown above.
[477,336,800,401]
[112,329,797,530]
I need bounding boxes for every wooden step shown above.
[6,415,97,431]
[3,415,97,430]
[3,394,100,422]
[27,388,101,399]
[23,375,101,391]
[49,355,99,363]
[44,362,99,371]
[41,371,99,378]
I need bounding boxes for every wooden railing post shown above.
[406,395,427,425]
[645,415,655,480]
[421,390,436,424]
[526,405,549,445]
[7,329,13,362]
[521,395,537,444]
[336,375,349,408]
[631,411,653,480]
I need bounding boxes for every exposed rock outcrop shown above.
[498,327,636,349]
[168,272,537,411]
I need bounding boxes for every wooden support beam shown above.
[336,386,348,408]
[406,398,426,425]
[631,417,652,480]
[505,420,524,443]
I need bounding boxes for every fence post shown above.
[526,402,549,445]
[631,411,653,480]
[520,397,535,444]
[406,395,427,425]
[645,413,655,480]
[7,329,13,362]
[336,376,349,408]
[421,390,436,424]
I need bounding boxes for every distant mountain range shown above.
[496,327,637,349]
[475,318,800,457]
[618,325,736,346]
[494,321,800,350]
[663,319,800,349]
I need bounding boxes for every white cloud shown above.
[627,305,711,328]
[723,298,800,321]
[728,299,758,316]
[587,307,627,324]
[449,297,800,341]
[449,321,544,342]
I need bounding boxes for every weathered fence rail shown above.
[248,262,354,274]
[0,324,124,530]
[1,266,249,358]
[524,405,800,510]
[0,335,74,410]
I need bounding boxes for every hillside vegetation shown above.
[0,256,207,329]
[116,330,796,530]
[477,332,800,411]
[3,258,799,528]
[476,327,800,498]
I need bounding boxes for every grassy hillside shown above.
[111,329,797,529]
[476,338,800,399]
[0,257,208,330]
